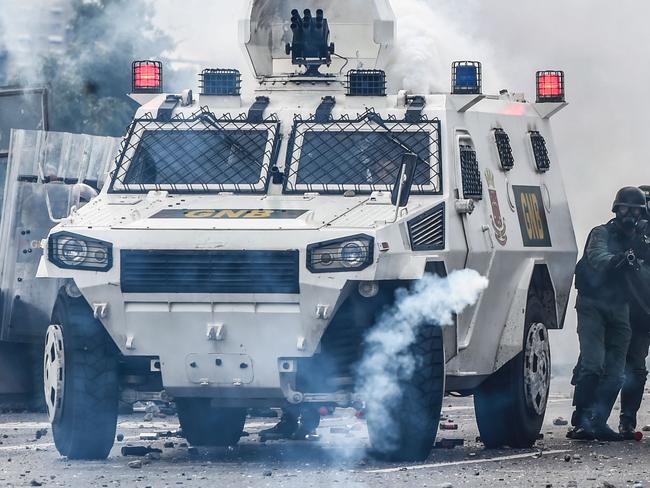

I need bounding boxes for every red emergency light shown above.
[132,60,162,93]
[536,70,565,103]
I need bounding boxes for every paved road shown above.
[0,378,648,487]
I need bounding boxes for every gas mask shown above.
[616,206,642,231]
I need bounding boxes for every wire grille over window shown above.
[199,69,241,96]
[530,131,550,172]
[408,203,445,251]
[283,109,441,195]
[460,145,483,199]
[346,70,387,96]
[109,108,280,194]
[494,128,514,171]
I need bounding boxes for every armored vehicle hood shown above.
[67,192,413,231]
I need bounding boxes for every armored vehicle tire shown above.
[45,290,119,460]
[474,298,550,449]
[366,324,445,462]
[176,398,247,446]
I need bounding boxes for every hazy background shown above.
[2,0,650,368]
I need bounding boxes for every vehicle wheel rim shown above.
[523,322,550,416]
[44,325,65,423]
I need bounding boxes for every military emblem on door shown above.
[485,169,507,246]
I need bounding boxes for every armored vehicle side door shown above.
[453,131,496,344]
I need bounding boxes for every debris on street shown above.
[440,421,459,430]
[434,438,465,449]
[139,432,159,441]
[34,429,47,440]
[552,417,569,426]
[121,446,163,457]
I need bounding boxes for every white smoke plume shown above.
[355,269,488,452]
[386,0,502,94]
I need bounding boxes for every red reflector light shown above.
[132,60,162,93]
[536,70,565,103]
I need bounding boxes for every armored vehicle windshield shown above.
[109,111,280,194]
[283,112,442,194]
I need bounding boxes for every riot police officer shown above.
[568,187,648,441]
[619,185,650,438]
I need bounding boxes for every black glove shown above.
[608,252,631,270]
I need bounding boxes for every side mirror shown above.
[391,153,417,207]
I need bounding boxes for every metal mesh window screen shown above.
[346,70,387,96]
[109,108,280,194]
[460,145,483,199]
[199,69,241,96]
[494,128,514,171]
[530,131,550,172]
[284,110,441,195]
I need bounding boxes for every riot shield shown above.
[0,129,120,343]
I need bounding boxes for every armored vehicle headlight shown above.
[306,235,374,273]
[48,232,113,272]
[341,242,365,267]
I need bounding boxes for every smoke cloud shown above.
[355,269,488,452]
[386,0,502,94]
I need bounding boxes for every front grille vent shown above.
[407,203,445,251]
[120,250,299,294]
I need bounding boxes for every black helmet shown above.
[640,185,650,203]
[612,186,647,212]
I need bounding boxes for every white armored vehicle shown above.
[39,0,577,461]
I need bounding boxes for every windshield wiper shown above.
[366,112,429,168]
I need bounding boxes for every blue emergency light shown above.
[199,69,241,96]
[452,61,482,95]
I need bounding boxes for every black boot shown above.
[259,409,299,440]
[566,425,595,441]
[592,423,624,442]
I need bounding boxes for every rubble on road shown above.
[145,451,161,461]
[121,446,162,457]
[440,421,458,430]
[434,438,464,449]
[552,417,569,426]
[139,432,159,441]
[34,429,47,440]
[127,460,143,469]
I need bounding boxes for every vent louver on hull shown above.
[407,203,445,251]
[120,250,299,294]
